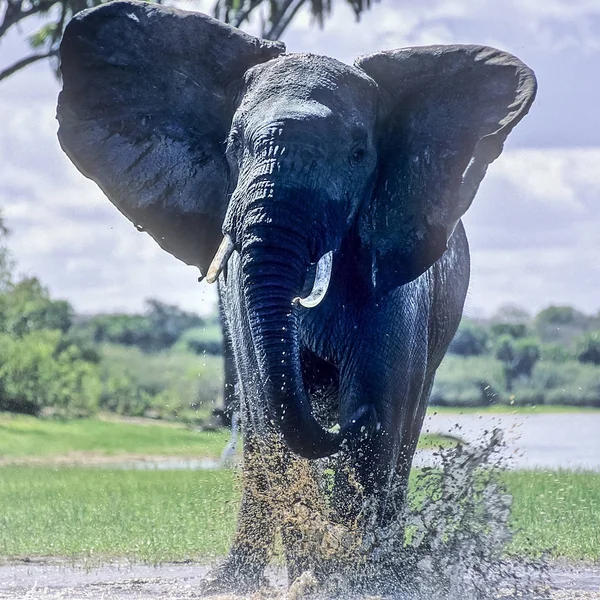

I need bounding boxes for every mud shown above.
[0,561,599,599]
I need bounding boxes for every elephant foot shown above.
[198,557,269,597]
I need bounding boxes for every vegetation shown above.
[0,466,597,563]
[506,470,600,560]
[0,413,230,460]
[0,467,237,562]
[434,305,600,408]
[0,412,454,463]
[0,210,598,418]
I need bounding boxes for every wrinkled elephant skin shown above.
[56,1,536,590]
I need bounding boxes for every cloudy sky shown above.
[0,0,598,318]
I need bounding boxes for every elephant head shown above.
[57,1,536,459]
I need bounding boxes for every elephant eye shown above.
[349,144,367,166]
[227,129,243,155]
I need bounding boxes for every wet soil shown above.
[0,560,598,599]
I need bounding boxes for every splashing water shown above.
[215,429,550,600]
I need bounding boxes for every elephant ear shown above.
[57,0,284,274]
[355,45,536,296]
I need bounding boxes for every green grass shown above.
[0,413,230,460]
[0,467,598,563]
[0,467,237,562]
[0,413,454,462]
[504,470,600,560]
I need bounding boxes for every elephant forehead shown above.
[243,53,378,112]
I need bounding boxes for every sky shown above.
[0,0,598,318]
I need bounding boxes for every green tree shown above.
[73,299,203,352]
[490,322,530,340]
[145,298,204,351]
[494,335,540,392]
[0,0,374,81]
[0,277,74,337]
[534,305,589,344]
[0,329,101,415]
[577,332,600,366]
[448,319,490,357]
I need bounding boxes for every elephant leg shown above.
[331,339,430,534]
[201,436,276,594]
[278,453,330,583]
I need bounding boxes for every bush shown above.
[490,322,530,340]
[99,344,223,418]
[495,335,540,390]
[431,355,504,407]
[174,325,223,356]
[534,305,590,344]
[576,332,600,366]
[0,278,74,337]
[448,319,490,356]
[507,360,600,407]
[540,342,574,363]
[0,330,101,416]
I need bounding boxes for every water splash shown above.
[308,429,550,599]
[212,429,550,600]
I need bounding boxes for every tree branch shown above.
[264,0,306,40]
[230,0,264,28]
[0,1,57,39]
[0,49,57,82]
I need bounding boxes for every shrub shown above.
[431,355,504,407]
[0,330,101,416]
[0,278,74,337]
[576,332,600,366]
[174,325,223,356]
[540,342,574,363]
[490,322,530,340]
[511,360,600,407]
[494,335,540,391]
[99,343,223,418]
[448,319,490,356]
[534,305,590,344]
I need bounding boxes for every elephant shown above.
[56,0,536,592]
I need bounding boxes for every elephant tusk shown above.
[206,235,235,284]
[293,251,333,308]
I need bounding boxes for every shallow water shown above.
[1,561,599,599]
[422,412,600,471]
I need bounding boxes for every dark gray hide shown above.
[57,0,284,275]
[357,46,536,296]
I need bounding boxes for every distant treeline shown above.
[433,305,600,408]
[1,214,599,418]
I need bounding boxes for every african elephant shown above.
[57,0,536,591]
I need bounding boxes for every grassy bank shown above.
[0,467,598,563]
[0,413,230,461]
[0,413,454,463]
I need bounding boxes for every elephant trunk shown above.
[239,200,376,460]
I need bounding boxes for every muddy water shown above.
[1,561,599,599]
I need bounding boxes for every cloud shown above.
[0,1,598,317]
[463,148,600,316]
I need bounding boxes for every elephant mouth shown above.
[300,347,341,429]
